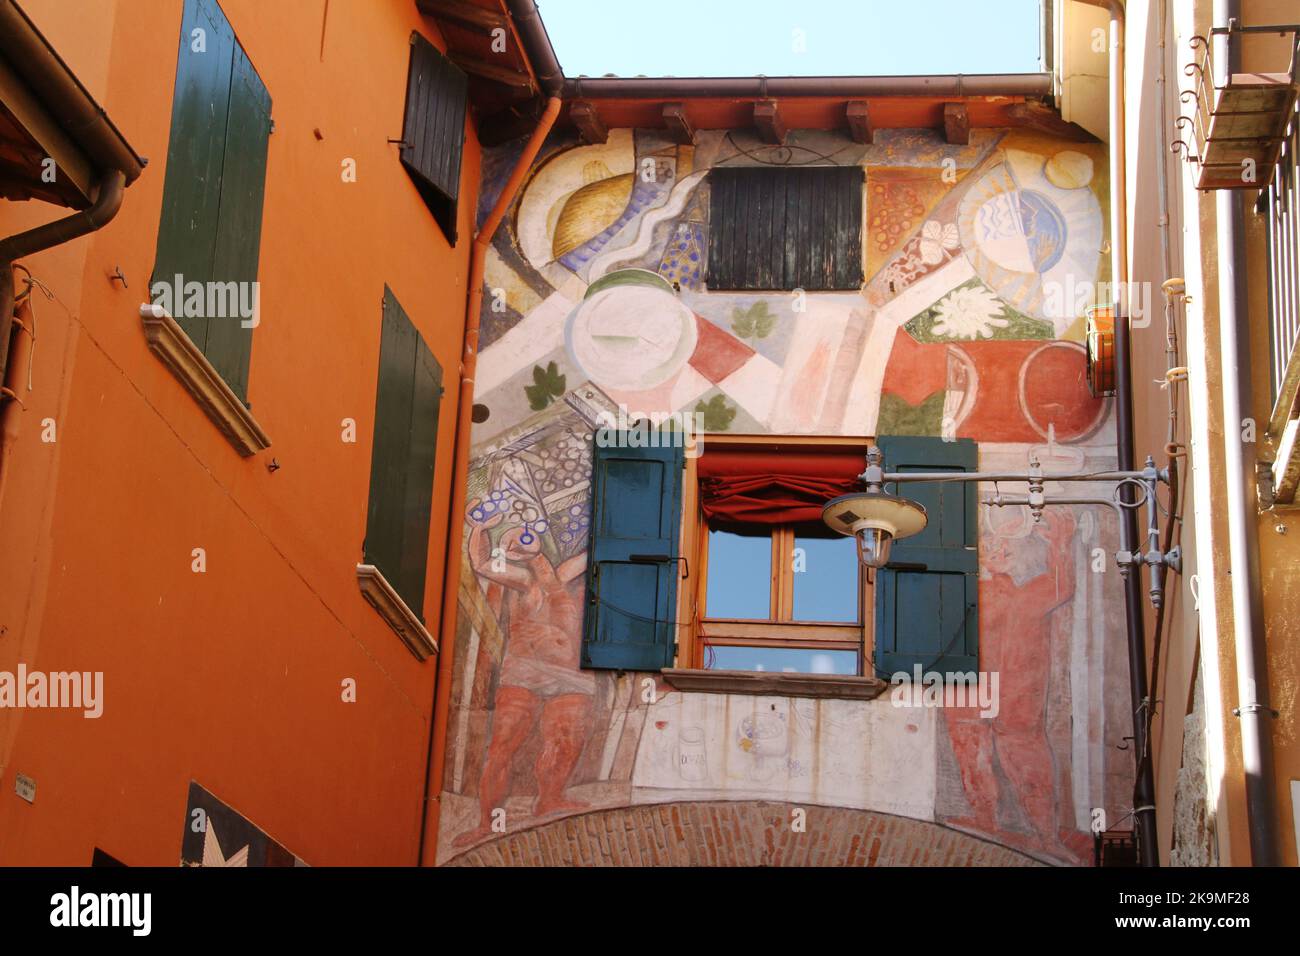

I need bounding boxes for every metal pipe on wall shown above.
[1214,0,1279,866]
[1077,0,1158,866]
[418,95,563,867]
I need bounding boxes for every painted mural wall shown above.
[437,124,1130,865]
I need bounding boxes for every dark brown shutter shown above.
[400,32,468,245]
[706,166,864,291]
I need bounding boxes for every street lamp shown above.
[822,445,1181,605]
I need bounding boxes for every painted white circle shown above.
[567,284,697,391]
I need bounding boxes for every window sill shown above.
[139,304,271,457]
[355,564,436,661]
[661,668,888,701]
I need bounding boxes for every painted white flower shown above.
[918,220,960,266]
[931,285,1010,340]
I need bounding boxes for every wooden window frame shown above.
[676,434,874,675]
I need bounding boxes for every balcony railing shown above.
[1263,94,1300,419]
[1175,22,1299,191]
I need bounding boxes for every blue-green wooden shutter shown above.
[874,436,979,678]
[364,287,443,620]
[152,0,270,402]
[582,440,684,671]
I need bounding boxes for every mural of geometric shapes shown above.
[476,287,578,397]
[881,325,947,405]
[517,130,637,271]
[876,390,945,436]
[180,782,304,867]
[950,340,1045,443]
[588,168,707,281]
[952,340,1104,444]
[865,167,954,281]
[558,170,672,277]
[657,220,706,289]
[691,387,764,434]
[479,425,593,564]
[1017,341,1108,443]
[684,289,795,368]
[904,277,1054,343]
[485,246,546,321]
[564,269,698,392]
[958,149,1103,336]
[668,364,715,417]
[472,345,574,443]
[942,346,979,438]
[689,312,754,383]
[716,350,782,428]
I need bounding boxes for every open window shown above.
[687,439,869,676]
[578,432,980,693]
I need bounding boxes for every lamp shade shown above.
[821,491,928,568]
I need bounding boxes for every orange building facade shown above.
[0,0,484,865]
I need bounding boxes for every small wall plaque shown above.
[14,773,35,803]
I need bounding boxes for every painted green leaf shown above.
[524,361,566,411]
[694,393,737,431]
[731,301,775,340]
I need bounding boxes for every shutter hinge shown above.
[269,118,275,134]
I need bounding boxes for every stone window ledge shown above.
[139,304,271,457]
[356,564,436,661]
[662,668,888,701]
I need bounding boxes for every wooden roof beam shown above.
[943,102,970,145]
[845,100,873,144]
[570,100,608,144]
[753,100,786,145]
[447,51,534,92]
[415,0,508,35]
[662,102,695,145]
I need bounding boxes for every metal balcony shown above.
[1175,21,1299,191]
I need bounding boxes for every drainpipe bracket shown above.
[1232,704,1279,719]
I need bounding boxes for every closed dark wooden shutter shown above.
[706,165,863,291]
[365,287,443,620]
[400,31,468,245]
[204,44,271,402]
[582,440,684,671]
[152,0,236,354]
[152,0,270,402]
[873,436,979,678]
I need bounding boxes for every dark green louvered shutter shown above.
[152,0,270,403]
[874,436,979,678]
[203,43,270,402]
[399,31,468,245]
[152,0,236,353]
[706,165,864,291]
[582,440,684,671]
[364,287,443,620]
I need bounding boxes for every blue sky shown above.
[537,0,1044,78]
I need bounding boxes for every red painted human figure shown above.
[453,499,593,848]
[945,508,1093,861]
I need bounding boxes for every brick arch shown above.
[443,801,1047,867]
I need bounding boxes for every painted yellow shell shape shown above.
[550,172,635,259]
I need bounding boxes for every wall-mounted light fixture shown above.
[823,445,1181,609]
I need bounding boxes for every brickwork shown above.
[444,801,1047,866]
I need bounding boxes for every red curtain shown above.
[698,450,866,525]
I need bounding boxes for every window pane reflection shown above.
[792,532,859,623]
[706,646,858,675]
[706,528,771,620]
